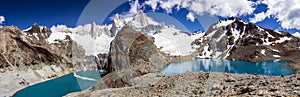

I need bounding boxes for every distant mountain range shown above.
[193,17,300,62]
[48,11,300,63]
[1,11,300,73]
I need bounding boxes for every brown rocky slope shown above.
[0,25,73,71]
[0,25,80,96]
[193,17,300,73]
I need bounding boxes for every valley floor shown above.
[65,72,300,97]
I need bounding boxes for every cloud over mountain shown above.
[121,0,300,32]
[0,16,5,24]
[186,12,195,22]
[144,0,256,17]
[250,0,300,30]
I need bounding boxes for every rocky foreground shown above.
[66,72,300,97]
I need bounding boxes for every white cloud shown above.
[128,0,139,14]
[250,12,267,23]
[0,16,5,24]
[142,0,300,31]
[144,0,256,17]
[118,0,141,19]
[145,0,160,11]
[120,0,300,33]
[250,0,300,30]
[186,12,195,22]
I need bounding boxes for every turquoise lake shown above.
[13,59,293,97]
[161,59,293,76]
[13,70,103,97]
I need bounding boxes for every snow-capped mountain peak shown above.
[23,23,52,45]
[47,12,164,56]
[44,11,205,56]
[48,23,114,56]
[206,17,294,46]
[110,13,126,37]
[112,14,126,28]
[131,11,150,27]
[127,11,160,30]
[194,17,300,60]
[214,17,246,28]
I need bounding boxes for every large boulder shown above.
[95,25,170,90]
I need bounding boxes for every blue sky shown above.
[0,0,299,34]
[0,0,90,29]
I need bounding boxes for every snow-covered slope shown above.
[127,11,205,56]
[153,26,191,56]
[153,26,204,56]
[48,11,204,56]
[293,32,300,38]
[193,17,300,61]
[50,23,113,56]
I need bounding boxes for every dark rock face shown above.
[24,23,52,45]
[105,25,168,73]
[96,25,170,90]
[96,53,108,70]
[194,17,300,62]
[0,26,73,71]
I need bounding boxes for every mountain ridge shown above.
[193,17,300,63]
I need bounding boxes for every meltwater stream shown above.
[13,70,103,97]
[161,59,293,76]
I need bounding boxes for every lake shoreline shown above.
[66,58,299,96]
[65,72,300,96]
[0,65,74,97]
[287,63,300,74]
[12,58,298,97]
[13,70,103,97]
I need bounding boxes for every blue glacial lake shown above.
[161,59,293,76]
[13,59,293,97]
[13,70,103,97]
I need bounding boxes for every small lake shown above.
[13,70,103,97]
[161,59,293,76]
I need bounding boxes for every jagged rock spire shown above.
[24,23,52,45]
[110,13,125,37]
[132,11,149,26]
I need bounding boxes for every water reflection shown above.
[161,59,293,76]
